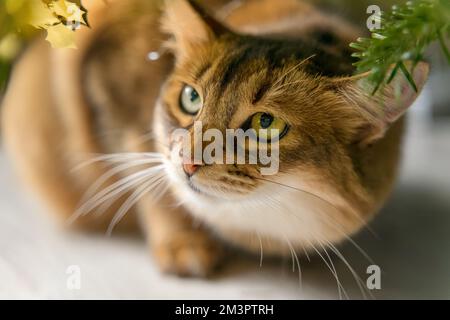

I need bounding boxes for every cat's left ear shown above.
[333,61,429,146]
[162,0,230,62]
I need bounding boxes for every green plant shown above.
[350,0,450,94]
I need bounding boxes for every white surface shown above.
[1,91,450,299]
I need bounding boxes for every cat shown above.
[1,0,428,277]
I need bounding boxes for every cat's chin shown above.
[185,180,253,202]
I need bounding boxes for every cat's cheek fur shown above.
[163,162,363,256]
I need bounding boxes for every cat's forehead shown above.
[169,33,358,125]
[174,36,354,112]
[191,34,355,87]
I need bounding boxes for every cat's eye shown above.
[250,112,288,142]
[180,85,203,115]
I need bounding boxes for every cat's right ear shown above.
[162,0,230,63]
[332,61,429,147]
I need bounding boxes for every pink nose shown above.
[183,163,199,177]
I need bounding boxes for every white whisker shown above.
[106,173,167,235]
[68,165,165,224]
[305,239,349,300]
[257,234,264,268]
[325,240,374,300]
[285,237,302,289]
[72,152,164,172]
[301,244,311,262]
[79,158,164,206]
[79,167,162,215]
[318,241,344,300]
[272,54,316,88]
[268,195,350,299]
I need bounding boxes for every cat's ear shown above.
[333,61,429,146]
[162,0,230,61]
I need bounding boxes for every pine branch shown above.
[350,0,450,94]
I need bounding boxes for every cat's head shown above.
[154,0,428,239]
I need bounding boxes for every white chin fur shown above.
[165,164,360,250]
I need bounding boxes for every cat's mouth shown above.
[187,183,248,200]
[186,179,212,197]
[183,172,257,201]
[165,153,258,200]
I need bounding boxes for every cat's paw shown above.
[152,231,223,278]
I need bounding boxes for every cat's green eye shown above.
[180,85,202,115]
[250,112,288,141]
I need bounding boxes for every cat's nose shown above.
[183,163,199,177]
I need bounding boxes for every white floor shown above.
[1,89,449,299]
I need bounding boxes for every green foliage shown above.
[351,0,450,94]
[0,60,10,92]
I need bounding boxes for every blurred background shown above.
[0,0,449,299]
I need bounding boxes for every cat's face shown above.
[157,34,358,201]
[153,0,428,245]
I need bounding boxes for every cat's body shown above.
[2,0,428,276]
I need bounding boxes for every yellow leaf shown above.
[51,0,86,24]
[5,0,27,14]
[28,0,59,28]
[45,24,77,49]
[52,0,69,18]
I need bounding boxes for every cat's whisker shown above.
[134,132,156,145]
[285,237,302,289]
[72,152,165,172]
[91,166,166,215]
[259,175,376,237]
[93,195,123,218]
[79,168,161,216]
[320,216,375,265]
[79,158,165,206]
[147,174,171,206]
[278,172,378,237]
[69,173,148,225]
[275,79,308,91]
[257,234,264,268]
[90,173,160,219]
[272,54,316,88]
[304,238,349,300]
[302,205,375,266]
[70,166,165,223]
[131,132,171,150]
[300,244,311,262]
[107,173,168,235]
[317,241,345,300]
[256,177,340,213]
[324,240,374,300]
[256,195,306,289]
[274,195,371,299]
[266,195,348,299]
[287,239,295,272]
[345,237,374,266]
